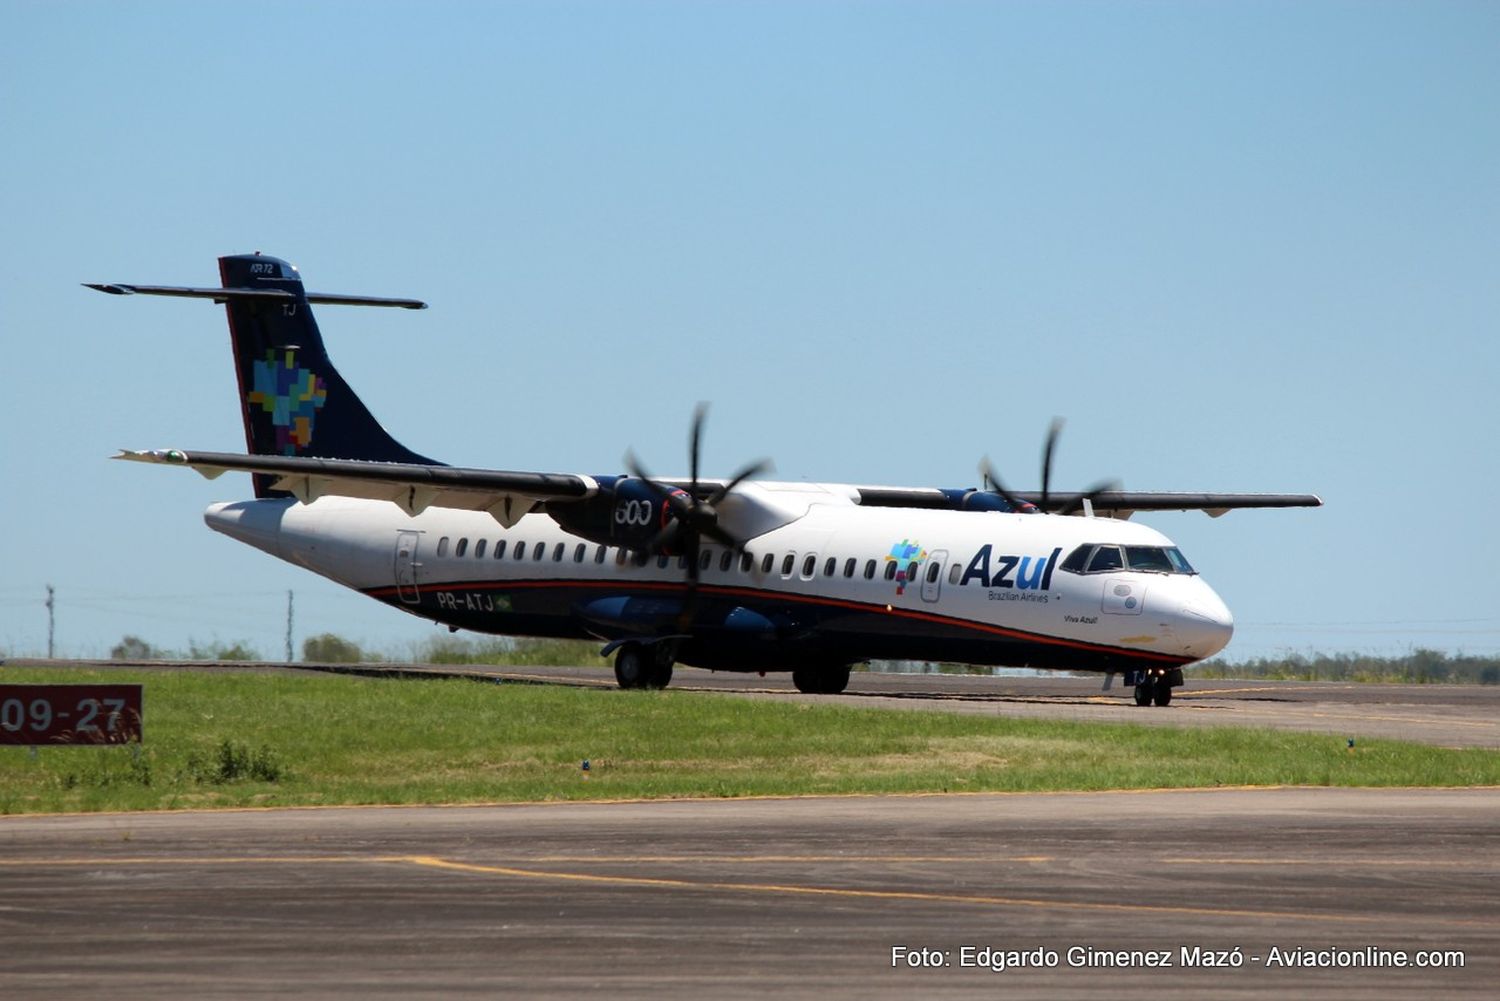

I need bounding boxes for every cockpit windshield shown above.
[1060,544,1196,575]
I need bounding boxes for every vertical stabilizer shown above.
[216,254,438,496]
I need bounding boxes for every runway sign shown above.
[0,684,143,745]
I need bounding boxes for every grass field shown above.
[2,666,1498,815]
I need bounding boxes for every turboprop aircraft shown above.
[92,253,1321,704]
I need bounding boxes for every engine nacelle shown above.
[548,476,682,551]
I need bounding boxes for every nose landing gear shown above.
[1130,667,1182,707]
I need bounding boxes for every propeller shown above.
[978,417,1120,515]
[624,403,771,628]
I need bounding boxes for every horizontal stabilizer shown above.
[84,283,426,309]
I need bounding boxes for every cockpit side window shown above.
[1060,545,1094,574]
[1166,547,1196,574]
[1086,545,1124,573]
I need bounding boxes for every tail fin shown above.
[88,252,440,498]
[216,254,437,478]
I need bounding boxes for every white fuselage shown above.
[205,484,1233,671]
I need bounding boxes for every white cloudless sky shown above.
[2,1,1496,661]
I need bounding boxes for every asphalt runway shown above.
[1,788,1495,999]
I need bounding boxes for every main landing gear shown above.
[1131,667,1183,708]
[792,664,852,695]
[613,642,674,690]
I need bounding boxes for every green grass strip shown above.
[2,667,1497,815]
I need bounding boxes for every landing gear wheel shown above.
[644,651,674,690]
[614,644,647,690]
[1133,677,1155,707]
[1153,683,1172,707]
[792,665,851,695]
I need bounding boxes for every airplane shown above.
[91,253,1321,705]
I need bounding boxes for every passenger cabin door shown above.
[921,549,947,603]
[395,530,422,604]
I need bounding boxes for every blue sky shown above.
[2,1,1496,661]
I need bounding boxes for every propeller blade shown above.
[707,457,772,506]
[977,456,1028,512]
[689,402,707,492]
[1041,417,1064,510]
[1057,479,1123,516]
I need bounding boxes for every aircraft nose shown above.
[1175,586,1234,659]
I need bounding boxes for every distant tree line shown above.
[1194,649,1500,684]
[109,635,261,661]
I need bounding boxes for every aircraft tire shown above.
[614,644,647,690]
[823,665,851,694]
[1133,679,1154,707]
[793,665,850,695]
[644,659,674,690]
[1153,683,1172,707]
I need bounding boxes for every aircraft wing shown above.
[115,449,596,527]
[854,485,1322,517]
[118,448,1321,524]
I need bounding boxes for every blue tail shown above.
[215,254,439,494]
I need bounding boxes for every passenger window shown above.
[884,561,898,581]
[782,554,796,576]
[595,545,608,564]
[553,543,565,562]
[534,543,547,561]
[763,553,775,574]
[658,554,671,569]
[741,552,754,573]
[455,538,468,558]
[927,562,941,583]
[864,559,877,580]
[720,550,733,573]
[843,558,856,578]
[616,548,628,566]
[948,563,962,585]
[632,551,649,567]
[494,539,506,560]
[1061,545,1093,574]
[474,539,487,559]
[1087,545,1123,572]
[514,541,526,560]
[574,543,587,563]
[823,557,836,577]
[906,560,920,582]
[437,537,450,558]
[701,550,713,571]
[802,555,817,577]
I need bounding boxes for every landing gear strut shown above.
[613,642,674,690]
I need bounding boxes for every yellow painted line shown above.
[403,856,1458,927]
[4,852,1492,928]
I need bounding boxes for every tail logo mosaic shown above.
[248,349,328,454]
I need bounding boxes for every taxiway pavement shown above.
[1,788,1495,999]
